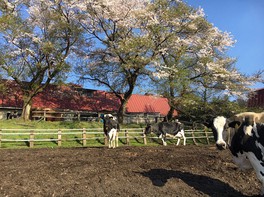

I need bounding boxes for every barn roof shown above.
[250,87,264,92]
[32,85,120,112]
[126,94,177,116]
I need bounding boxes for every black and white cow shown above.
[204,115,264,195]
[101,114,119,148]
[145,121,186,146]
[205,112,264,150]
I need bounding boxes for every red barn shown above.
[248,88,264,108]
[0,80,176,122]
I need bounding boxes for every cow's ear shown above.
[229,121,241,128]
[203,122,211,128]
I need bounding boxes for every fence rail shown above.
[0,128,213,148]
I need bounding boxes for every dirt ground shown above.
[0,145,261,197]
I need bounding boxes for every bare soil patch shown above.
[0,145,261,197]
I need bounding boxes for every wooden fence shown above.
[0,128,214,148]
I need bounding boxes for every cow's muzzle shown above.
[216,142,227,150]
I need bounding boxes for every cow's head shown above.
[204,116,240,150]
[145,123,152,134]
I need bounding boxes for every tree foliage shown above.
[0,0,262,122]
[74,0,155,122]
[0,0,84,120]
[144,0,263,121]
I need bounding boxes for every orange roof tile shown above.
[126,94,177,116]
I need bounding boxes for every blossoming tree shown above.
[143,0,263,121]
[74,0,155,123]
[74,0,262,122]
[1,0,262,122]
[0,0,83,120]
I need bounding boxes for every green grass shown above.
[0,119,147,149]
[0,119,213,149]
[0,118,103,129]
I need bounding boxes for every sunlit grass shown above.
[0,119,212,149]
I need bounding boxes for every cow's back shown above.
[234,112,264,123]
[103,117,119,134]
[158,122,183,135]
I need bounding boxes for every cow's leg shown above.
[108,130,113,148]
[109,128,117,148]
[161,134,167,146]
[245,152,264,195]
[116,131,119,147]
[108,138,111,148]
[158,134,167,146]
[175,130,186,146]
[108,134,112,148]
[176,138,180,146]
[183,135,186,146]
[112,129,117,148]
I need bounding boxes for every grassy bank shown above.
[0,119,147,149]
[0,119,210,149]
[0,119,103,129]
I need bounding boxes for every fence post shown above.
[58,129,62,146]
[142,129,147,145]
[191,130,198,145]
[125,130,130,145]
[29,131,34,148]
[204,129,210,145]
[44,110,46,121]
[82,128,87,146]
[0,129,2,148]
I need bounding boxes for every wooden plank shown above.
[82,128,87,146]
[0,129,1,148]
[29,131,34,148]
[58,130,62,146]
[125,130,130,145]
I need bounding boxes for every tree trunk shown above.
[167,106,175,121]
[117,99,127,124]
[167,75,176,121]
[21,94,33,121]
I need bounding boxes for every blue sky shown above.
[186,0,264,89]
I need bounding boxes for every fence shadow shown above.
[118,138,126,145]
[133,137,144,144]
[24,139,29,147]
[50,138,57,145]
[95,138,104,145]
[149,138,163,145]
[74,136,82,145]
[138,168,254,197]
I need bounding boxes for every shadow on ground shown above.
[139,168,259,197]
